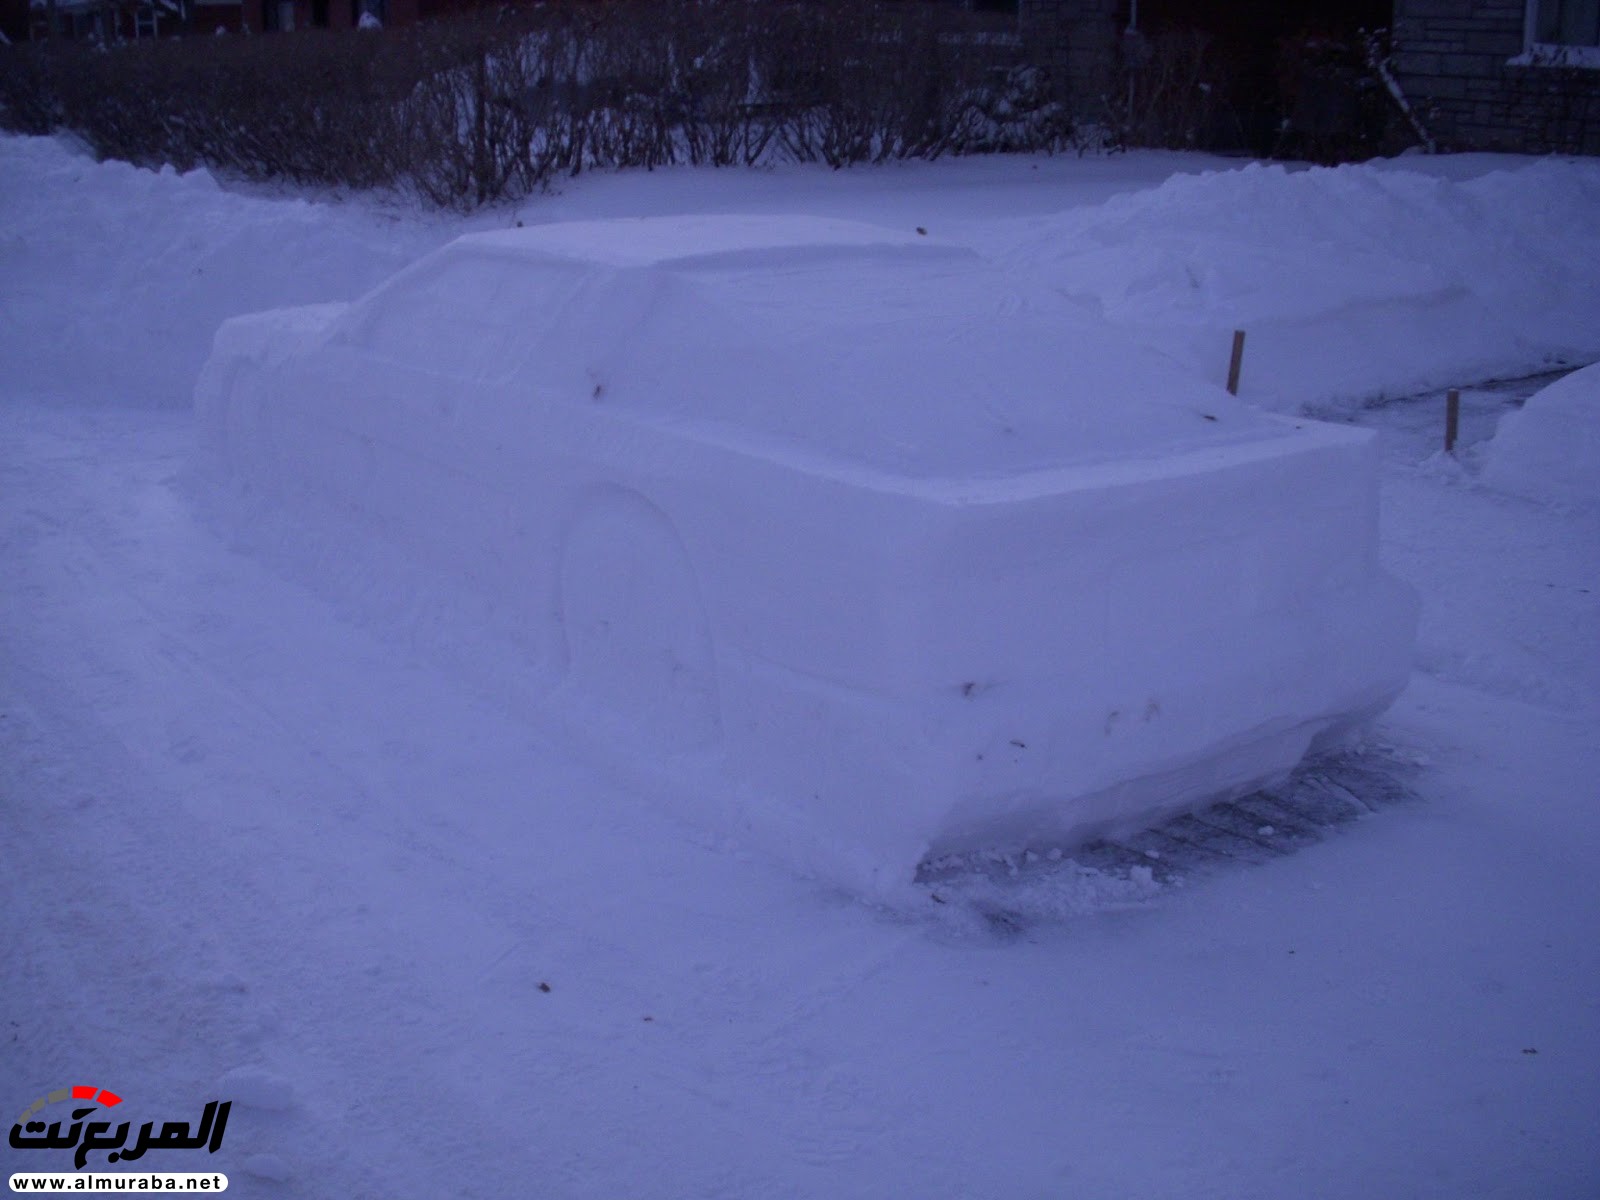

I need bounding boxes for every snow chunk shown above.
[242,1153,293,1182]
[1507,44,1600,69]
[1483,363,1600,508]
[217,1066,296,1112]
[1000,160,1600,413]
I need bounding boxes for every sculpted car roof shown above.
[346,215,1311,483]
[463,215,977,271]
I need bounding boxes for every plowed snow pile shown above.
[997,159,1600,411]
[0,136,451,406]
[6,136,1599,416]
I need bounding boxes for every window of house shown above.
[1523,0,1600,63]
[262,0,294,31]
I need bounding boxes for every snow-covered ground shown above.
[3,135,1598,1198]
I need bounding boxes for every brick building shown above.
[1017,0,1389,149]
[248,0,488,32]
[1390,0,1600,152]
[1016,0,1595,152]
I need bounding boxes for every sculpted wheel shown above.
[559,490,722,751]
[222,367,272,489]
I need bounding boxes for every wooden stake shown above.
[1226,329,1246,395]
[1445,388,1460,454]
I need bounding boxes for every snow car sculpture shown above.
[195,215,1417,893]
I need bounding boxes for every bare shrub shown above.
[2,31,426,187]
[1115,28,1240,151]
[0,0,1074,208]
[0,44,63,135]
[771,1,1009,166]
[1500,62,1600,156]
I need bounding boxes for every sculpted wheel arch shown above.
[556,486,722,751]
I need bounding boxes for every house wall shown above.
[192,0,244,34]
[1019,0,1120,114]
[247,0,419,32]
[14,0,240,38]
[1392,0,1600,153]
[1015,0,1393,150]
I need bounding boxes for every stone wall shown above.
[1392,0,1600,153]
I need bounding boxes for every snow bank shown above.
[1483,362,1600,507]
[197,216,1416,892]
[9,132,1597,419]
[1000,159,1600,412]
[0,135,449,406]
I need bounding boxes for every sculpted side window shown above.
[351,255,583,381]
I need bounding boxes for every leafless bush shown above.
[959,63,1077,154]
[0,44,61,134]
[1113,28,1239,151]
[0,0,1080,208]
[0,31,426,186]
[1500,63,1600,156]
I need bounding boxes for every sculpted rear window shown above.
[350,253,582,381]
